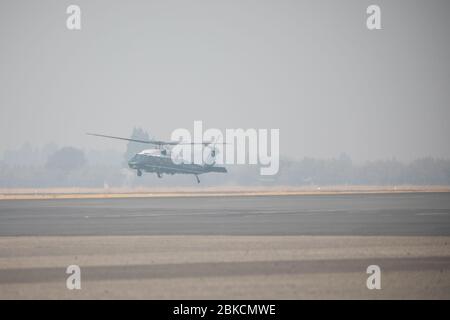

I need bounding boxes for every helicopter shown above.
[87,133,227,183]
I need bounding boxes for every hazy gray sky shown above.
[1,0,449,162]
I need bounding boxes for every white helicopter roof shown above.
[138,149,165,156]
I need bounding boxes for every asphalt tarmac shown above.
[1,192,449,299]
[0,192,449,236]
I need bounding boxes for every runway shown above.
[1,192,449,299]
[0,192,449,236]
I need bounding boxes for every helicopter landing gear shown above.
[195,175,200,183]
[157,172,162,178]
[137,169,142,177]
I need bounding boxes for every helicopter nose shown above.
[128,155,138,168]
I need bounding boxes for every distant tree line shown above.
[1,130,449,188]
[1,147,450,188]
[274,156,450,186]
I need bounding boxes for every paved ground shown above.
[0,193,449,236]
[0,193,449,299]
[0,236,449,299]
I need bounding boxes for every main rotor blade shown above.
[86,133,177,145]
[86,133,219,146]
